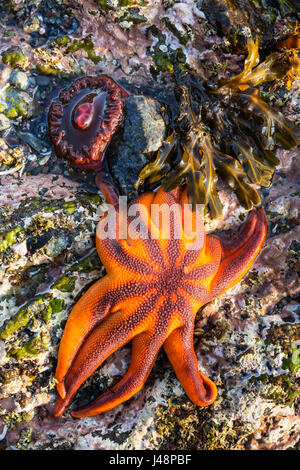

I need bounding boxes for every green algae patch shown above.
[43,205,55,213]
[251,371,300,405]
[28,216,53,237]
[65,36,102,64]
[49,298,65,314]
[34,47,79,78]
[282,344,300,374]
[118,10,147,24]
[79,192,102,215]
[197,418,252,450]
[155,402,200,449]
[118,0,146,5]
[0,294,54,340]
[56,36,71,47]
[52,275,77,293]
[95,0,110,8]
[8,333,49,360]
[4,86,29,118]
[80,193,102,204]
[1,47,28,68]
[63,201,76,214]
[36,64,71,77]
[42,304,53,323]
[79,192,101,203]
[42,298,65,323]
[155,401,251,450]
[250,337,300,405]
[0,308,31,340]
[0,225,24,253]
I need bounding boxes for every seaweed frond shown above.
[136,39,300,218]
[220,38,300,91]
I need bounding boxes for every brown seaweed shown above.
[136,39,300,218]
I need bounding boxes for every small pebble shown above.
[40,155,51,165]
[0,114,11,132]
[28,76,36,87]
[9,70,29,90]
[23,16,40,34]
[0,66,12,84]
[35,75,51,86]
[0,340,6,363]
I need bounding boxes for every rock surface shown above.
[0,0,299,451]
[107,94,167,198]
[9,70,29,90]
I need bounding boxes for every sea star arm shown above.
[53,307,139,417]
[211,207,267,296]
[53,291,157,418]
[55,275,114,399]
[71,331,161,418]
[163,324,217,406]
[218,207,259,257]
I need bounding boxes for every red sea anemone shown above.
[48,75,129,170]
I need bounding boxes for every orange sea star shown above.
[53,185,267,418]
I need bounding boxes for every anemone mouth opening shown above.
[48,75,128,171]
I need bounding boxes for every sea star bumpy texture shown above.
[48,75,129,170]
[53,185,267,418]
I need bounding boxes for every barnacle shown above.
[136,39,300,218]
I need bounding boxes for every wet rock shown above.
[2,88,30,119]
[1,47,28,70]
[0,114,11,133]
[35,75,50,87]
[107,94,166,197]
[17,131,49,154]
[9,70,29,90]
[0,67,12,86]
[0,340,6,362]
[23,16,41,34]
